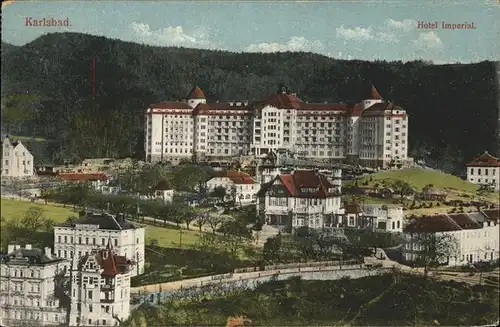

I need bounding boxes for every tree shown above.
[40,187,52,205]
[20,207,47,231]
[182,207,196,230]
[392,180,413,200]
[263,234,283,264]
[212,186,227,202]
[193,212,209,232]
[196,233,220,253]
[409,232,460,276]
[206,214,225,234]
[218,220,251,238]
[221,233,250,258]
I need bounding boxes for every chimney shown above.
[44,247,52,259]
[25,244,32,250]
[7,245,15,253]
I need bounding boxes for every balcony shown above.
[101,298,115,304]
[101,284,114,291]
[265,208,288,215]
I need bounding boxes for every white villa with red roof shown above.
[205,170,259,204]
[256,169,343,231]
[68,244,133,326]
[466,151,500,191]
[144,84,410,168]
[402,210,499,267]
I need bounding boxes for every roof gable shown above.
[259,170,337,198]
[212,170,256,184]
[466,151,500,167]
[404,214,462,233]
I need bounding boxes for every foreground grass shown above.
[125,273,499,326]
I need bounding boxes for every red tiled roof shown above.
[404,214,461,233]
[447,213,482,230]
[273,170,335,198]
[96,249,131,277]
[150,101,192,109]
[187,85,206,99]
[366,85,383,100]
[58,173,108,181]
[264,93,304,109]
[481,209,500,222]
[466,151,500,167]
[214,170,256,184]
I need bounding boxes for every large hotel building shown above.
[144,84,409,168]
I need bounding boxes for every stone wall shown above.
[131,263,390,307]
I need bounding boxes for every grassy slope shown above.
[353,168,479,192]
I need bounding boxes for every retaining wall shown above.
[131,263,389,307]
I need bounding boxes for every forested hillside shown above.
[1,32,498,172]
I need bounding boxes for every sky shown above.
[2,0,500,64]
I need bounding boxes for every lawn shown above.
[352,168,479,192]
[142,223,202,249]
[0,198,76,223]
[0,198,202,249]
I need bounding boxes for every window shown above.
[89,304,93,312]
[58,236,61,243]
[114,239,118,246]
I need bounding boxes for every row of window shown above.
[57,235,119,247]
[469,168,498,176]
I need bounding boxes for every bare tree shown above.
[193,212,209,232]
[408,231,460,276]
[206,214,225,234]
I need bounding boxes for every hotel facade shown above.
[144,84,410,168]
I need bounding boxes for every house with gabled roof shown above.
[205,170,259,204]
[68,243,133,326]
[1,135,35,179]
[402,209,499,267]
[466,151,500,191]
[256,169,343,231]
